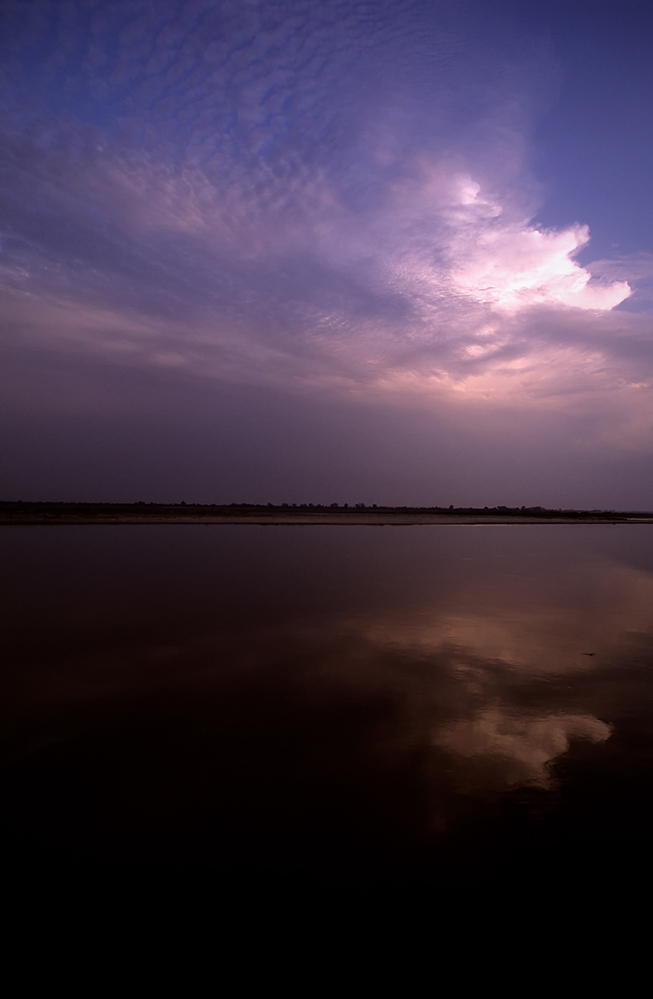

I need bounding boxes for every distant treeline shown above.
[0,500,650,519]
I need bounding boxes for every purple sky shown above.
[2,0,653,507]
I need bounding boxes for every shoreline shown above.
[2,502,652,527]
[2,514,653,526]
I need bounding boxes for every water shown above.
[2,524,653,899]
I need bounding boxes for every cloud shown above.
[0,138,639,386]
[0,0,652,463]
[364,166,630,312]
[448,216,630,312]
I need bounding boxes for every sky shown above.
[1,0,653,507]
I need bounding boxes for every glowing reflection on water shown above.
[1,524,652,891]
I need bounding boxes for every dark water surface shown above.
[2,525,653,898]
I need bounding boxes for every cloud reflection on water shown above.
[1,525,652,871]
[435,708,611,790]
[356,556,653,674]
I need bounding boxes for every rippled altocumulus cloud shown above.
[1,0,651,449]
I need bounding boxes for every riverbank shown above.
[2,503,652,525]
